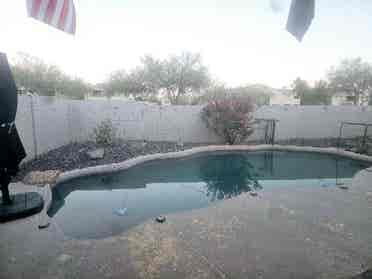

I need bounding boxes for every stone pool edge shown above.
[55,144,372,185]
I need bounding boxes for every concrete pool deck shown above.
[1,146,372,279]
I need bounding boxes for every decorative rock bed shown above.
[15,141,203,181]
[86,148,105,160]
[16,139,372,183]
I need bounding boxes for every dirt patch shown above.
[127,222,219,279]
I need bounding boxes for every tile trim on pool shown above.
[55,145,372,186]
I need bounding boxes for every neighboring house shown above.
[84,88,133,101]
[240,84,298,106]
[84,88,106,100]
[269,88,300,105]
[331,91,372,106]
[331,92,355,105]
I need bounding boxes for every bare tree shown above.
[104,52,211,104]
[11,53,89,99]
[328,58,372,105]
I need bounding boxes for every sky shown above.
[1,0,372,88]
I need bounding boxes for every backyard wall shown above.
[16,96,372,161]
[254,105,372,140]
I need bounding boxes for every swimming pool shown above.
[48,150,371,239]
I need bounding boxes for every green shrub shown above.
[93,119,117,146]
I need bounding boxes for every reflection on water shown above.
[200,154,262,201]
[48,151,371,239]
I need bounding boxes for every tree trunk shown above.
[354,89,360,105]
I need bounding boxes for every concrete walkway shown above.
[1,170,372,279]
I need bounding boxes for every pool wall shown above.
[56,145,372,186]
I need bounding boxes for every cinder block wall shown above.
[16,96,372,161]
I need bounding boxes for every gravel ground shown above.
[15,140,205,181]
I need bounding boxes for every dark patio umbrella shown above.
[0,53,17,123]
[0,52,26,204]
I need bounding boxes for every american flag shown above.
[26,0,76,35]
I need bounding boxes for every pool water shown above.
[48,151,371,239]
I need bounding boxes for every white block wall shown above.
[15,96,372,161]
[255,105,372,140]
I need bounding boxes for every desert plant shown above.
[201,97,255,144]
[92,119,117,146]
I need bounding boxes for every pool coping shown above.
[56,144,372,185]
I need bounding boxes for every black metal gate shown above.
[337,121,372,155]
[254,118,279,145]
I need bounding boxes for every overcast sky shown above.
[1,0,372,88]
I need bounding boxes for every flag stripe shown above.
[36,0,49,21]
[26,0,33,15]
[31,0,42,17]
[45,0,57,23]
[66,4,76,34]
[64,1,74,33]
[26,0,76,35]
[70,6,76,34]
[58,0,69,30]
[64,1,72,31]
[51,0,65,27]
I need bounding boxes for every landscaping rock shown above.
[87,148,105,160]
[23,170,62,185]
[250,191,258,197]
[156,215,166,223]
[366,192,372,203]
[38,219,50,229]
[338,185,349,190]
[57,254,73,263]
[350,269,372,279]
